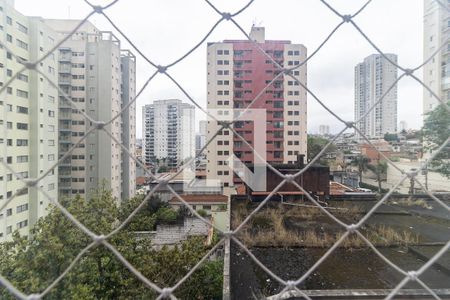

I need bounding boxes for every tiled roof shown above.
[169,194,228,204]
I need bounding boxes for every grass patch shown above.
[232,202,419,248]
[391,197,433,209]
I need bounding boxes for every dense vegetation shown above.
[0,187,223,299]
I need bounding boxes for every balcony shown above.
[59,76,71,85]
[59,99,72,108]
[59,53,72,62]
[59,64,71,74]
[59,111,71,119]
[59,170,72,177]
[59,182,72,188]
[59,124,71,131]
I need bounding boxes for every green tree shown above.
[383,133,398,142]
[368,161,388,193]
[0,187,153,299]
[156,206,179,224]
[119,195,158,231]
[0,187,223,299]
[307,135,337,163]
[422,101,450,178]
[197,209,208,218]
[352,155,370,184]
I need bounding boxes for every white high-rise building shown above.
[399,120,408,132]
[423,0,449,116]
[355,54,398,139]
[43,19,136,202]
[318,125,330,136]
[0,0,59,241]
[196,120,207,155]
[143,100,195,168]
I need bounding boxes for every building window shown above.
[16,22,28,34]
[16,139,28,146]
[16,106,28,114]
[16,39,28,50]
[17,73,28,82]
[16,155,28,163]
[17,220,28,229]
[16,204,28,213]
[16,89,28,98]
[16,123,28,130]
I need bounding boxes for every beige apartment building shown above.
[43,19,136,202]
[0,0,58,241]
[206,27,308,188]
[423,0,450,116]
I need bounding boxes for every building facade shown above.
[43,19,136,202]
[423,0,449,116]
[206,26,308,187]
[355,54,398,140]
[318,125,330,136]
[0,0,59,241]
[142,99,195,169]
[195,120,207,155]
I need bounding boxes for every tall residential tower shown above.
[423,0,449,115]
[0,0,58,241]
[354,54,398,140]
[142,99,195,169]
[206,27,308,187]
[44,19,136,202]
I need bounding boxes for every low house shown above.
[243,155,330,202]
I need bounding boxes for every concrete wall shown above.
[386,159,450,193]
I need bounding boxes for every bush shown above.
[251,214,272,230]
[178,260,224,299]
[156,207,178,224]
[197,209,208,217]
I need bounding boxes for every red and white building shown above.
[206,27,308,188]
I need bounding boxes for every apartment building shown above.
[142,99,195,169]
[0,0,58,241]
[206,26,308,187]
[355,54,398,140]
[43,19,136,202]
[423,0,449,116]
[120,50,137,200]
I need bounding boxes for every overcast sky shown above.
[16,0,424,137]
